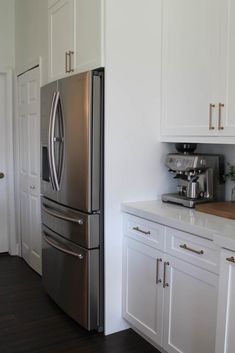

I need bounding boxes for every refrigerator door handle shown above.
[43,232,84,259]
[42,203,84,225]
[56,92,64,188]
[48,92,57,190]
[50,91,60,191]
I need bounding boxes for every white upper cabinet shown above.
[161,0,220,137]
[48,0,75,81]
[219,0,235,136]
[48,0,103,82]
[161,0,235,140]
[75,0,103,73]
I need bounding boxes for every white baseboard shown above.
[9,243,19,256]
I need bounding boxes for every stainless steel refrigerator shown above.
[40,69,104,331]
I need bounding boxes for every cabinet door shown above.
[215,250,235,353]
[218,0,235,135]
[161,0,220,137]
[163,255,218,353]
[48,0,75,80]
[75,0,103,72]
[123,237,164,347]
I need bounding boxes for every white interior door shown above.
[0,74,10,253]
[18,67,41,274]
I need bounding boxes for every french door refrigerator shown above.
[41,69,104,331]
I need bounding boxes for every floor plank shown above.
[0,255,160,353]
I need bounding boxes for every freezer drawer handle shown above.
[43,233,84,259]
[42,204,84,225]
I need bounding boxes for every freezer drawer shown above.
[42,225,100,330]
[41,197,100,249]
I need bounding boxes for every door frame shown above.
[15,62,41,259]
[0,69,17,255]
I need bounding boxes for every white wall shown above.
[196,144,235,200]
[0,0,15,68]
[0,1,16,253]
[104,0,174,334]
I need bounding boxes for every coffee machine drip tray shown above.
[162,193,210,208]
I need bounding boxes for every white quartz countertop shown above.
[121,200,235,251]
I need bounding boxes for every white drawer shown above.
[165,227,220,273]
[123,214,165,250]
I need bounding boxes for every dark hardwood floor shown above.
[0,254,160,353]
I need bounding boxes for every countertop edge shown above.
[121,201,235,252]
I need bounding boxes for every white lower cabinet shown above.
[215,250,235,353]
[123,237,164,346]
[163,255,218,353]
[123,216,219,353]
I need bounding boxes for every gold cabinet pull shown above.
[226,256,235,263]
[132,226,150,235]
[180,243,204,255]
[163,261,169,288]
[65,51,70,73]
[156,258,162,284]
[209,103,215,130]
[69,51,74,72]
[218,103,225,130]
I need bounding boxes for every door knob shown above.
[30,185,36,190]
[0,172,4,179]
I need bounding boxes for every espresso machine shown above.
[162,144,225,208]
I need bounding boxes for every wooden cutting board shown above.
[196,202,235,220]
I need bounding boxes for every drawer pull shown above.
[156,258,162,284]
[180,244,204,255]
[132,226,150,235]
[163,261,170,288]
[226,256,235,263]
